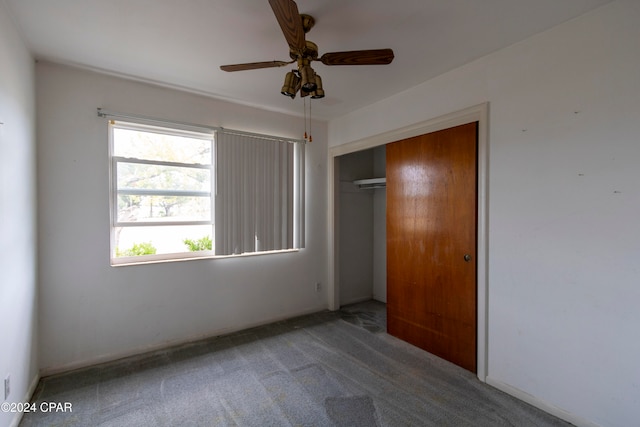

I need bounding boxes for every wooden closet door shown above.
[386,122,478,372]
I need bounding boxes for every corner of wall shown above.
[0,4,39,427]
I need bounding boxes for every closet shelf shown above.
[353,177,386,189]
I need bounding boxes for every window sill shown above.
[110,248,301,267]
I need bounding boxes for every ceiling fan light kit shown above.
[280,71,299,98]
[299,64,316,92]
[221,0,394,101]
[310,75,324,99]
[280,68,323,98]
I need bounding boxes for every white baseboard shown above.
[40,305,326,377]
[485,376,602,427]
[9,373,40,427]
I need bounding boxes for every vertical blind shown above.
[215,131,305,255]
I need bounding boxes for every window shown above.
[109,119,304,265]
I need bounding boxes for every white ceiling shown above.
[4,0,611,120]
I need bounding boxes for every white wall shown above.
[36,62,328,373]
[0,3,38,427]
[328,1,640,426]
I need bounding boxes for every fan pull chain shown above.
[302,98,313,142]
[303,97,308,141]
[309,100,312,142]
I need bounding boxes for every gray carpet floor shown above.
[20,300,571,426]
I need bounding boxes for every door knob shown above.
[463,254,472,262]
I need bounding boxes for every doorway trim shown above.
[328,102,489,381]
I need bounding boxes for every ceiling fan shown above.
[220,0,395,100]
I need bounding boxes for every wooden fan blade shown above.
[220,61,291,72]
[319,49,395,66]
[269,0,305,53]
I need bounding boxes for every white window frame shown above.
[109,120,216,265]
[105,113,305,266]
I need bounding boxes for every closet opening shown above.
[336,146,387,306]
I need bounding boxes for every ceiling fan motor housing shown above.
[290,40,318,61]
